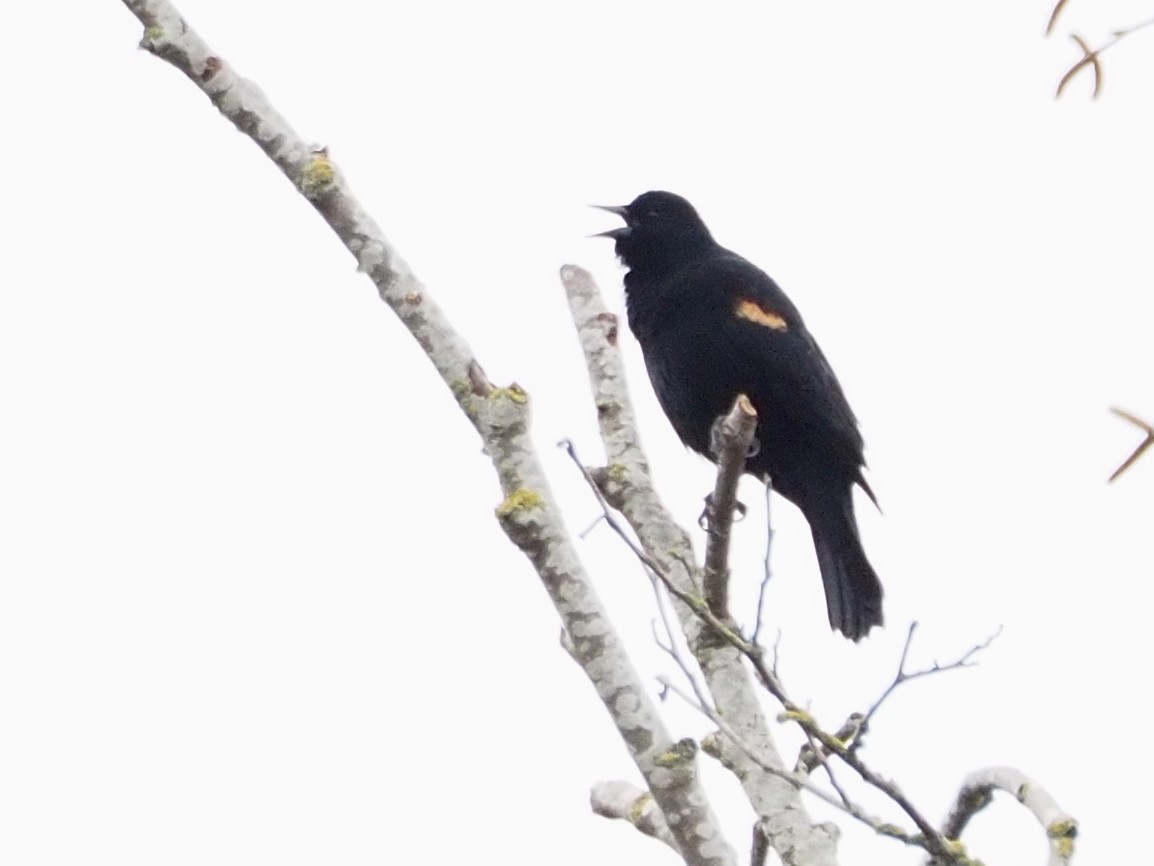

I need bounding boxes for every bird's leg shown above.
[701,413,755,531]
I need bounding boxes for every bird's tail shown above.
[805,485,883,641]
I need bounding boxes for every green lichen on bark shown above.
[496,488,543,518]
[299,152,335,198]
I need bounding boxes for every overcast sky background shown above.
[3,1,1152,863]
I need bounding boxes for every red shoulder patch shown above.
[734,298,788,331]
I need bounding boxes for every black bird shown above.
[596,190,883,640]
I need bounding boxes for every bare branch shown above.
[703,395,759,617]
[117,6,737,864]
[1108,406,1154,482]
[936,767,1077,866]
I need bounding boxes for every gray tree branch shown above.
[117,3,735,864]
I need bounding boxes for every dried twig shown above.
[1052,13,1154,98]
[860,623,1001,733]
[751,486,775,646]
[1046,0,1074,36]
[1108,407,1154,482]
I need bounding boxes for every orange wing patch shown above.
[735,298,788,331]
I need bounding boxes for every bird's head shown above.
[593,191,715,274]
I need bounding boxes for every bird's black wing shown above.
[689,253,868,475]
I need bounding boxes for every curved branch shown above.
[1045,0,1073,36]
[118,5,735,864]
[936,766,1077,866]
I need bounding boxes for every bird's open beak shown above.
[590,204,631,239]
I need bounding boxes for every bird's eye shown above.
[646,208,662,219]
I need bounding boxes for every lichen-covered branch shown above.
[561,265,838,866]
[935,766,1077,866]
[118,4,735,864]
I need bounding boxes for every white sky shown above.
[3,1,1152,863]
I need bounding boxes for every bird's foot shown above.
[698,492,748,531]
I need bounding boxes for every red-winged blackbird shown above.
[597,191,883,640]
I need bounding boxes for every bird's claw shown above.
[698,493,747,531]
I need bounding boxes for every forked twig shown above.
[1052,12,1154,98]
[1108,407,1154,482]
[860,623,1002,732]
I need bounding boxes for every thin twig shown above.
[801,726,855,810]
[1108,407,1154,482]
[567,431,962,861]
[564,439,720,715]
[559,439,671,579]
[861,623,1001,733]
[1045,0,1073,36]
[751,484,775,645]
[796,714,865,775]
[769,628,784,679]
[582,490,958,861]
[667,679,934,855]
[746,651,956,862]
